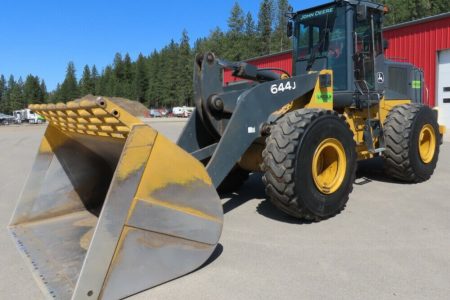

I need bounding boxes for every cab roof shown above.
[294,0,385,17]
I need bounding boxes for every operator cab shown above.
[289,0,423,107]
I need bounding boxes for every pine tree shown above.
[241,12,259,59]
[39,79,48,102]
[408,0,431,21]
[0,75,6,112]
[381,0,450,25]
[207,27,227,56]
[146,50,162,107]
[177,30,193,106]
[157,40,180,107]
[23,75,42,104]
[430,0,450,16]
[225,3,246,61]
[228,2,245,34]
[60,62,79,101]
[102,66,115,96]
[49,83,62,103]
[6,76,25,113]
[245,12,256,35]
[79,65,93,96]
[91,65,99,95]
[257,0,274,55]
[272,0,291,52]
[123,53,134,99]
[134,53,149,104]
[113,53,124,96]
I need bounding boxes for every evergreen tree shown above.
[257,0,274,55]
[105,66,114,96]
[79,65,93,96]
[226,4,246,61]
[0,75,6,112]
[49,83,62,103]
[60,62,79,101]
[272,0,291,52]
[228,2,245,34]
[113,53,124,96]
[39,79,48,102]
[245,12,256,35]
[161,40,179,106]
[5,76,25,112]
[91,65,99,94]
[242,12,259,58]
[123,53,134,98]
[430,0,450,15]
[146,50,162,107]
[23,75,42,104]
[381,0,450,25]
[207,27,227,56]
[134,53,149,104]
[177,30,193,106]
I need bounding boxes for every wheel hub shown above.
[312,138,346,194]
[418,124,436,164]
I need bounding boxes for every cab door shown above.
[353,8,384,92]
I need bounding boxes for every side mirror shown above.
[287,22,293,38]
[356,4,368,21]
[383,39,389,50]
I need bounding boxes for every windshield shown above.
[296,5,347,90]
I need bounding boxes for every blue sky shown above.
[0,0,327,91]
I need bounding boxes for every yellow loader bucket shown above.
[8,96,223,300]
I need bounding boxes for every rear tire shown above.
[383,104,440,182]
[262,109,357,220]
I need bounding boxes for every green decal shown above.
[412,80,421,89]
[316,91,333,103]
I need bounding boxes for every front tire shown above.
[262,109,357,220]
[383,104,440,182]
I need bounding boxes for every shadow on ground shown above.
[221,174,266,214]
[199,243,223,269]
[198,157,413,273]
[221,173,313,224]
[355,157,414,185]
[220,157,411,224]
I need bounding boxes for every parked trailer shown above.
[13,108,45,124]
[0,113,15,125]
[172,106,194,117]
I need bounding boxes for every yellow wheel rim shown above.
[418,124,436,164]
[312,138,347,195]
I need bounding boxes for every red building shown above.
[223,50,292,85]
[383,13,450,108]
[223,12,450,128]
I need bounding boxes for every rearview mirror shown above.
[383,39,389,50]
[287,22,293,37]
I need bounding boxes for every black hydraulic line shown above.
[257,68,291,78]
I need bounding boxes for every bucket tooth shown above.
[9,96,223,300]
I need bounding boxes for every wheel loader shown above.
[8,0,446,299]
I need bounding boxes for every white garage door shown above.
[437,49,450,129]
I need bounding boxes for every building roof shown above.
[384,12,450,31]
[245,50,292,63]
